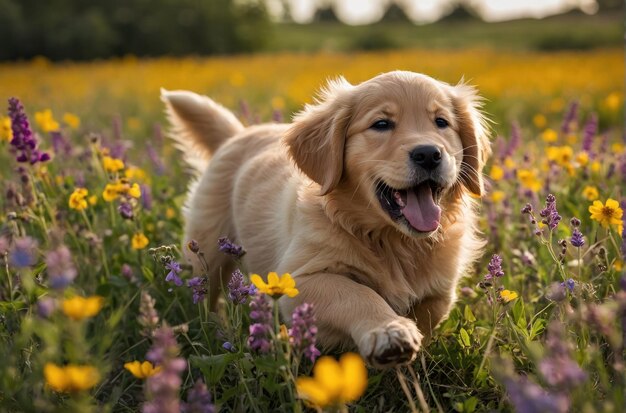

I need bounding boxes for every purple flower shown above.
[181,379,215,413]
[538,321,586,389]
[222,341,236,352]
[560,100,578,135]
[217,237,245,258]
[146,144,165,176]
[539,194,561,230]
[484,254,504,280]
[570,228,584,248]
[141,184,152,210]
[503,376,569,413]
[45,244,77,289]
[187,276,207,304]
[37,297,56,318]
[118,202,134,220]
[247,294,272,353]
[10,236,38,268]
[143,326,187,413]
[165,261,183,286]
[560,278,575,292]
[227,269,250,305]
[289,303,320,362]
[8,98,50,164]
[503,121,521,159]
[581,113,597,155]
[521,203,533,215]
[50,131,72,156]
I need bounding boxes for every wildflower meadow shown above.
[0,47,625,412]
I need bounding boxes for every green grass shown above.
[266,12,622,52]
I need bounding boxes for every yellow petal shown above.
[606,198,619,209]
[250,274,267,290]
[65,365,100,391]
[339,353,367,402]
[279,273,296,289]
[284,287,299,298]
[313,356,343,401]
[124,361,143,378]
[84,296,104,317]
[44,363,69,392]
[267,272,280,286]
[296,377,330,407]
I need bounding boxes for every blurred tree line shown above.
[0,0,270,61]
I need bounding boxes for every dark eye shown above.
[435,117,449,128]
[370,119,395,132]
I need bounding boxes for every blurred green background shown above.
[0,0,622,61]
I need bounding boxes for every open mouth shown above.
[375,180,444,233]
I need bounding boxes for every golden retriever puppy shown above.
[162,71,490,368]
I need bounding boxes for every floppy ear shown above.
[283,77,354,195]
[451,83,491,196]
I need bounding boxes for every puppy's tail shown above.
[161,89,244,172]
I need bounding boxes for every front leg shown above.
[410,294,453,343]
[281,273,423,369]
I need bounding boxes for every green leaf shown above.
[190,353,242,386]
[464,305,476,323]
[512,298,526,328]
[529,318,546,340]
[464,396,479,413]
[459,328,471,348]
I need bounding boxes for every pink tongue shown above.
[402,185,441,232]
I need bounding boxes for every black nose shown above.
[410,145,442,170]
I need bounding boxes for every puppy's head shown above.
[284,71,490,237]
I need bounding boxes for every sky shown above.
[265,0,599,24]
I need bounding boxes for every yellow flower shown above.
[127,183,142,198]
[125,166,148,182]
[614,260,623,271]
[34,109,60,132]
[69,188,89,211]
[279,324,289,341]
[489,190,505,203]
[582,185,599,201]
[62,296,104,320]
[504,157,516,169]
[611,142,624,154]
[516,169,542,192]
[124,361,162,379]
[296,353,367,407]
[62,112,81,129]
[500,290,519,303]
[44,363,100,393]
[103,183,121,202]
[546,145,573,166]
[532,114,546,129]
[166,207,176,219]
[251,272,299,297]
[590,161,602,173]
[604,91,622,112]
[541,128,558,143]
[132,233,149,250]
[103,156,125,173]
[589,198,623,230]
[575,151,589,167]
[88,195,98,206]
[489,165,504,181]
[1,116,12,142]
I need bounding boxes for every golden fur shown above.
[162,71,490,368]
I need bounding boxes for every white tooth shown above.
[393,191,405,208]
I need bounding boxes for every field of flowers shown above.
[0,48,624,412]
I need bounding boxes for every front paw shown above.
[357,318,423,369]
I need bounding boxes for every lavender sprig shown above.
[8,97,50,164]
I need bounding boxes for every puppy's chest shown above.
[345,245,452,313]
